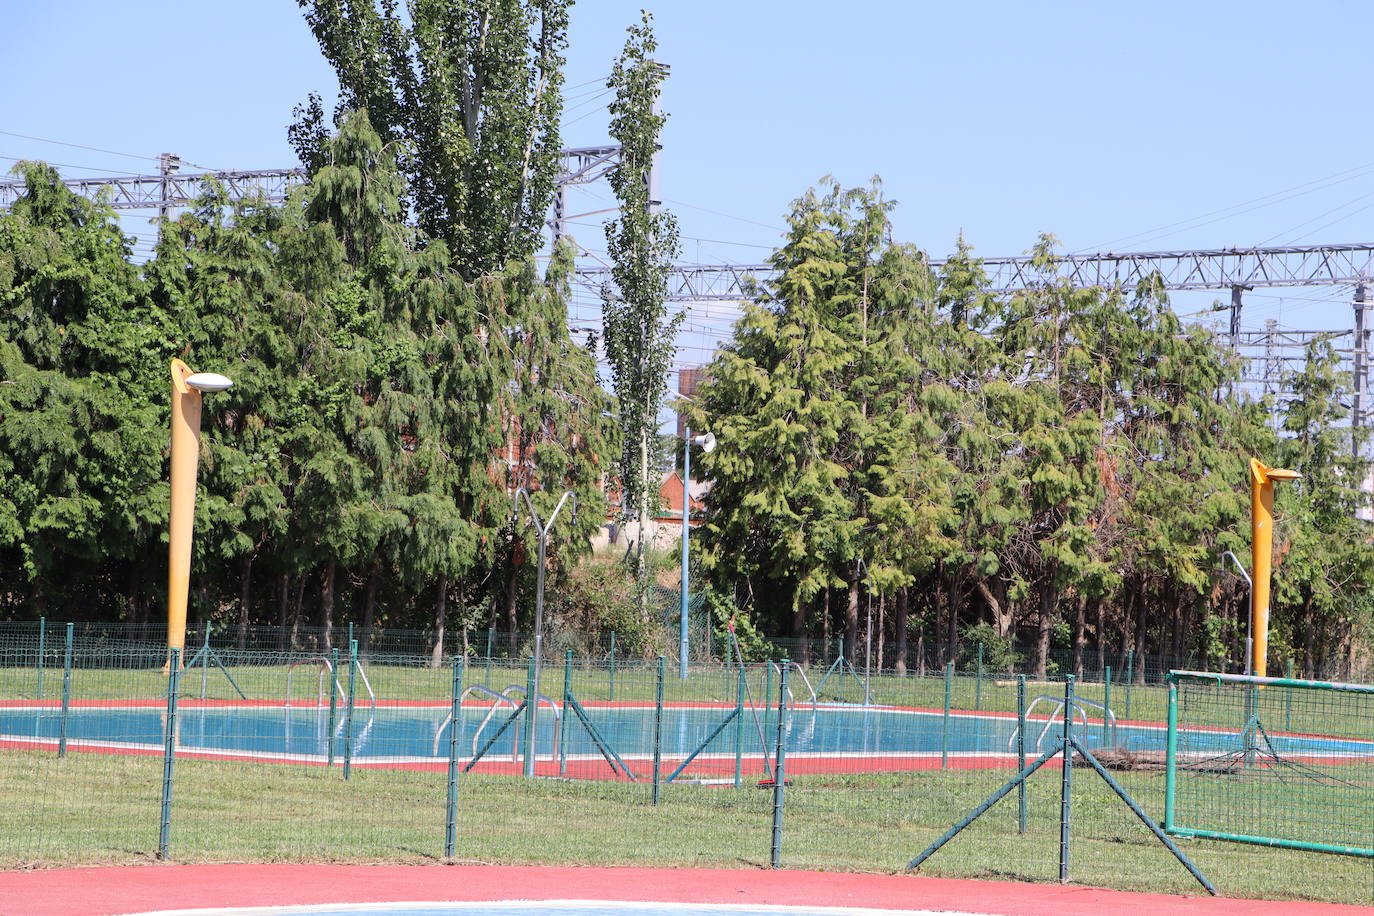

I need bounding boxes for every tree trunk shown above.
[320,561,336,651]
[876,593,886,674]
[503,552,519,640]
[1034,575,1058,679]
[1133,585,1148,684]
[1095,596,1107,676]
[638,428,651,618]
[845,568,859,663]
[821,587,831,663]
[362,564,380,652]
[791,593,809,666]
[1303,595,1316,678]
[431,576,449,668]
[894,587,909,676]
[237,554,253,650]
[977,580,1012,639]
[291,575,307,651]
[277,574,291,651]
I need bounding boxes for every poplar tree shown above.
[292,0,571,277]
[601,13,680,594]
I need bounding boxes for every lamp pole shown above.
[166,359,233,672]
[1222,550,1254,675]
[1249,458,1301,678]
[679,430,715,679]
[513,488,576,776]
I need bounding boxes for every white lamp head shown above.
[184,372,235,393]
[692,432,717,454]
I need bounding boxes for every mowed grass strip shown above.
[3,746,1373,905]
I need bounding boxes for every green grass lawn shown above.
[3,745,1374,905]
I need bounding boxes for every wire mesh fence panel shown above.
[0,636,165,865]
[163,650,452,861]
[1168,671,1374,857]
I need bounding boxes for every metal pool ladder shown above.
[1009,693,1117,753]
[771,660,819,708]
[284,656,377,708]
[431,684,518,759]
[455,684,563,766]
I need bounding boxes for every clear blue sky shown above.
[6,0,1374,371]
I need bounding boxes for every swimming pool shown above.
[4,701,1370,775]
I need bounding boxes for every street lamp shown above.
[1220,550,1254,674]
[679,429,715,679]
[1249,458,1301,678]
[512,487,576,777]
[166,359,234,671]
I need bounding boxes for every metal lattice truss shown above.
[0,168,303,211]
[0,146,624,212]
[577,244,1374,300]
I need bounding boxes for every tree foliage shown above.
[688,179,1370,678]
[600,12,681,589]
[292,0,571,278]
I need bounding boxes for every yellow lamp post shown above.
[166,359,233,671]
[1249,457,1301,677]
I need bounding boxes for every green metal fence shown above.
[1166,670,1374,859]
[5,626,1374,904]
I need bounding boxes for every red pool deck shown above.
[0,864,1366,916]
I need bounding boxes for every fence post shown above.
[769,663,789,868]
[1164,681,1178,831]
[1103,665,1113,745]
[1017,674,1027,834]
[445,656,464,858]
[734,665,745,789]
[158,647,183,859]
[608,632,617,701]
[560,650,573,775]
[199,624,211,700]
[941,661,952,770]
[35,616,45,701]
[763,662,774,750]
[975,643,984,711]
[1059,675,1075,883]
[652,655,665,805]
[58,623,73,758]
[343,639,358,780]
[327,647,340,767]
[522,654,538,778]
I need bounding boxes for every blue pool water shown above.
[4,701,1370,765]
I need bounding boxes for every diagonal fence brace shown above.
[463,699,528,773]
[667,706,740,782]
[565,693,637,780]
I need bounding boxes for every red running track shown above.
[0,865,1367,916]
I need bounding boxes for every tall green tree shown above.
[601,13,680,594]
[293,0,571,278]
[0,163,162,619]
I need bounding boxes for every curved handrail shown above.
[1009,693,1118,753]
[502,684,563,762]
[469,687,523,760]
[284,656,377,709]
[770,661,819,709]
[431,684,517,757]
[285,657,342,707]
